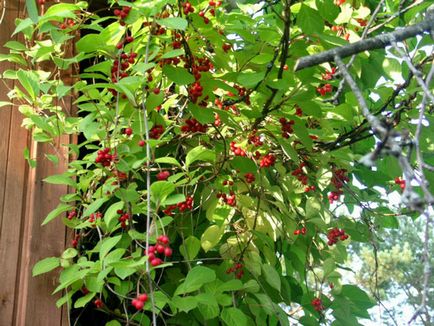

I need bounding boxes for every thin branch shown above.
[295,11,434,71]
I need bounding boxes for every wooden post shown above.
[0,1,72,325]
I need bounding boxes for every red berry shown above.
[94,299,104,308]
[164,247,173,257]
[124,127,133,136]
[138,293,148,302]
[132,298,144,310]
[138,140,145,147]
[153,88,160,95]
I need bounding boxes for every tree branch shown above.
[294,11,434,71]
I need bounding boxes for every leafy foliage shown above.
[2,0,433,325]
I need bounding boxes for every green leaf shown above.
[106,321,122,326]
[74,292,96,308]
[150,181,175,204]
[26,0,39,23]
[262,264,281,291]
[179,236,201,260]
[99,235,122,260]
[82,197,109,218]
[340,285,376,309]
[157,17,188,31]
[43,174,76,187]
[172,296,198,313]
[201,225,223,252]
[221,307,249,326]
[297,5,324,35]
[218,279,243,292]
[237,71,265,88]
[163,65,195,85]
[12,18,34,36]
[104,202,124,230]
[161,49,185,59]
[174,266,216,295]
[42,203,72,226]
[196,293,219,320]
[154,157,181,167]
[32,257,60,276]
[17,70,39,100]
[185,146,215,168]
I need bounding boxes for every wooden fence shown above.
[0,1,71,325]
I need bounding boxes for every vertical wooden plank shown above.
[0,0,26,324]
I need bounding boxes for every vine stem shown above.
[141,19,157,326]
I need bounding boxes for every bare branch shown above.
[294,13,434,71]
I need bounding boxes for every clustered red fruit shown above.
[260,153,276,168]
[394,177,406,190]
[182,1,195,15]
[157,170,171,181]
[188,82,204,103]
[222,43,231,53]
[279,117,295,138]
[294,227,306,235]
[72,233,80,248]
[222,180,234,186]
[356,18,368,27]
[230,142,246,156]
[145,235,172,267]
[217,191,236,206]
[291,162,309,185]
[163,196,194,215]
[67,210,77,220]
[226,262,244,279]
[89,212,102,224]
[327,227,349,245]
[117,209,130,229]
[181,118,208,133]
[94,298,104,308]
[244,173,255,184]
[295,105,303,117]
[322,67,337,81]
[214,113,221,127]
[114,6,131,26]
[328,168,349,204]
[317,83,333,96]
[95,148,116,166]
[131,293,148,310]
[311,298,324,312]
[109,52,137,96]
[59,19,75,30]
[248,130,263,147]
[149,125,165,139]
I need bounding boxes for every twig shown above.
[295,12,434,71]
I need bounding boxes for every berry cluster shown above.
[191,57,213,81]
[72,233,80,248]
[59,19,75,30]
[67,210,77,220]
[222,180,234,186]
[116,33,134,50]
[131,293,148,310]
[214,113,221,127]
[95,148,116,167]
[327,227,349,245]
[328,169,349,204]
[226,262,244,279]
[291,162,309,185]
[182,1,195,15]
[181,118,208,133]
[111,52,137,84]
[222,43,231,53]
[279,117,295,138]
[317,83,333,96]
[94,298,104,308]
[248,131,263,147]
[117,209,130,229]
[294,227,306,235]
[311,298,324,312]
[89,212,102,224]
[157,171,171,181]
[322,67,336,81]
[260,153,276,168]
[356,18,368,27]
[230,142,246,156]
[146,235,172,267]
[163,196,194,215]
[150,125,165,139]
[188,82,204,103]
[114,6,131,26]
[244,173,255,184]
[394,177,406,190]
[295,105,303,117]
[217,192,237,206]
